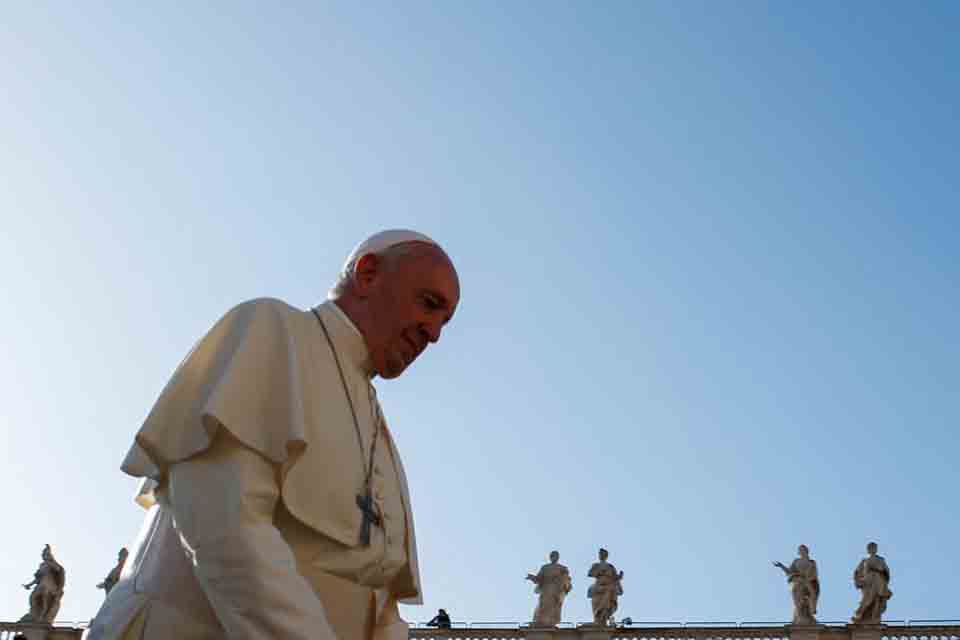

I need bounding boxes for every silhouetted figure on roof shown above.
[427,608,451,629]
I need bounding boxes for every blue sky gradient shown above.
[1,1,958,626]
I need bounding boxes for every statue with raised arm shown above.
[96,547,129,596]
[526,550,572,627]
[773,544,819,624]
[19,544,65,624]
[851,542,892,624]
[587,548,624,626]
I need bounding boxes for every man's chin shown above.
[378,356,409,379]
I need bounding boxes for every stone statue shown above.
[851,542,892,624]
[773,544,820,624]
[526,550,572,627]
[19,544,65,624]
[96,547,129,595]
[587,548,624,626]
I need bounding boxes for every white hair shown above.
[328,229,441,299]
[328,241,439,298]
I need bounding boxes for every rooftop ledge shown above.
[5,621,960,640]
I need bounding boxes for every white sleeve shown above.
[167,430,338,640]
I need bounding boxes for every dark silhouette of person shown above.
[427,608,451,628]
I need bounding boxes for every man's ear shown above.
[353,253,381,296]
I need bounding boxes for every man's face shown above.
[360,246,460,379]
[550,551,560,563]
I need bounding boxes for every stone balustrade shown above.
[407,623,960,640]
[1,621,958,640]
[0,622,86,640]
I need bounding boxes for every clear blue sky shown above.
[2,0,958,627]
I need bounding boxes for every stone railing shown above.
[0,623,86,640]
[407,622,960,640]
[0,620,957,640]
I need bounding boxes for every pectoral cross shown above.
[356,489,382,547]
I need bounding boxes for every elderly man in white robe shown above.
[87,230,460,640]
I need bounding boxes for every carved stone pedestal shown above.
[17,625,51,640]
[576,624,612,640]
[788,624,826,640]
[526,627,557,640]
[850,624,885,640]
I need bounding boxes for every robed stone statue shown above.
[97,548,129,596]
[19,544,65,624]
[526,550,573,627]
[773,544,819,625]
[587,548,623,626]
[851,542,892,624]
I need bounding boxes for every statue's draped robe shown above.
[587,561,621,625]
[87,299,422,640]
[22,559,64,623]
[852,555,892,624]
[532,563,571,626]
[786,557,819,624]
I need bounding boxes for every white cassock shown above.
[87,299,422,640]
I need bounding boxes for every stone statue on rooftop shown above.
[773,544,819,624]
[587,547,623,626]
[851,542,892,624]
[526,550,572,627]
[97,547,129,595]
[19,544,65,624]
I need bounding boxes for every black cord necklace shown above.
[311,306,382,547]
